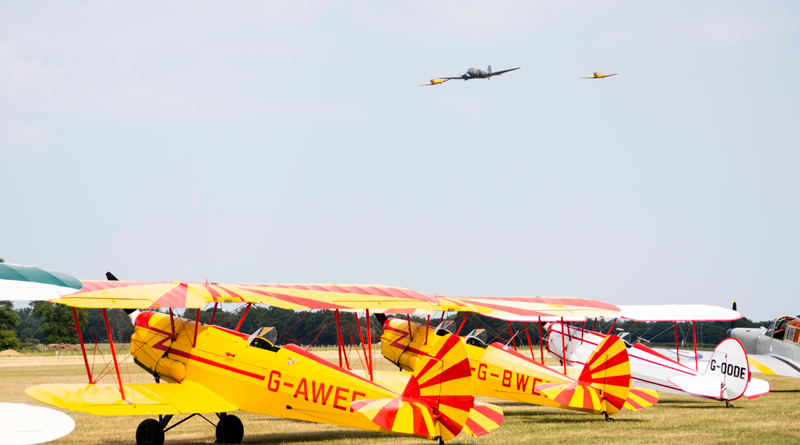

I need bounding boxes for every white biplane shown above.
[547,305,771,407]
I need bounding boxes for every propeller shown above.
[731,299,737,330]
[106,271,136,315]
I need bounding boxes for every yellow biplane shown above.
[19,275,621,445]
[580,72,618,79]
[380,316,658,421]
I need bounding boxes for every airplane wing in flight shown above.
[487,67,521,77]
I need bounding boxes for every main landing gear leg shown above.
[604,412,614,422]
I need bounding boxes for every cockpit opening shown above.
[766,317,797,341]
[435,320,455,337]
[464,329,488,348]
[249,327,281,352]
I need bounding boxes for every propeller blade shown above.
[731,299,737,330]
[106,272,118,281]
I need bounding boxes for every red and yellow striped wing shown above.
[577,335,631,415]
[624,386,659,411]
[53,281,441,311]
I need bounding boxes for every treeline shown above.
[0,300,781,352]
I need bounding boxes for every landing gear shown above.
[216,413,244,444]
[603,412,615,422]
[136,419,165,445]
[725,400,735,409]
[437,437,445,445]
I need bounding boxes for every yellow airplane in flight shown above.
[381,318,658,421]
[419,78,450,86]
[581,72,618,79]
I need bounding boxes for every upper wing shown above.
[26,381,237,416]
[0,263,83,301]
[747,354,800,378]
[487,67,520,77]
[52,280,442,311]
[618,304,742,322]
[602,73,618,77]
[442,296,619,321]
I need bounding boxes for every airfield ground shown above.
[2,348,798,445]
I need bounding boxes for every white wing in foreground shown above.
[0,402,75,445]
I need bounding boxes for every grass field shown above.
[2,349,799,445]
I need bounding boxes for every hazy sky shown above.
[1,2,798,321]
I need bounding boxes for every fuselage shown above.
[131,311,395,433]
[731,317,800,360]
[381,319,603,414]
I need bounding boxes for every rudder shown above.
[577,335,631,415]
[702,337,750,401]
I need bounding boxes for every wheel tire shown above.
[136,419,165,445]
[216,414,244,444]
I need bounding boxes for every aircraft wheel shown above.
[136,419,165,445]
[216,414,244,444]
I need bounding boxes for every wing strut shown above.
[692,321,698,371]
[209,303,218,325]
[193,308,201,347]
[72,307,94,384]
[507,321,517,351]
[457,312,470,335]
[673,321,680,365]
[561,317,567,375]
[366,309,373,382]
[539,317,545,364]
[425,315,430,345]
[235,303,252,332]
[354,313,371,380]
[101,308,125,400]
[524,322,535,361]
[581,320,585,344]
[169,308,176,340]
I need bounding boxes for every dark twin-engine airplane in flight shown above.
[419,65,520,86]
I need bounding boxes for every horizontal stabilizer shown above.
[462,401,504,437]
[743,378,771,399]
[536,381,604,412]
[624,386,659,411]
[668,375,722,399]
[26,381,237,416]
[351,397,436,437]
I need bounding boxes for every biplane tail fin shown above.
[354,331,485,441]
[577,334,631,414]
[671,337,751,401]
[537,335,632,415]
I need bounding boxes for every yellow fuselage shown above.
[381,319,598,414]
[132,311,394,433]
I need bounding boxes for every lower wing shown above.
[26,381,237,416]
[747,354,800,378]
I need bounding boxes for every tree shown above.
[31,301,80,344]
[0,301,20,350]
